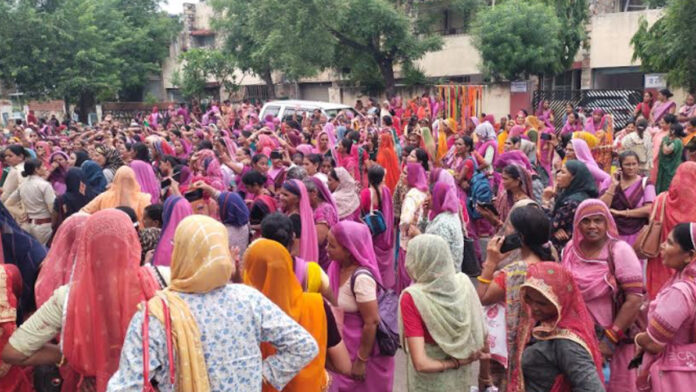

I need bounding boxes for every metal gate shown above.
[533,89,643,130]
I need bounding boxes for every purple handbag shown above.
[350,268,400,356]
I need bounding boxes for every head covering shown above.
[57,168,98,218]
[217,191,249,227]
[144,215,233,392]
[406,162,428,191]
[509,125,526,138]
[521,262,604,390]
[243,239,328,390]
[34,214,88,307]
[569,138,610,188]
[86,166,152,222]
[62,209,144,391]
[284,180,319,262]
[494,151,533,173]
[152,196,193,266]
[430,182,459,219]
[0,202,47,318]
[73,150,89,167]
[376,132,400,192]
[661,162,696,245]
[474,121,496,141]
[332,167,360,220]
[328,221,383,296]
[402,234,485,358]
[554,160,598,212]
[95,145,123,172]
[571,199,619,251]
[309,176,338,214]
[129,160,161,204]
[81,160,107,193]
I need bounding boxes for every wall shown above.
[415,34,482,77]
[589,9,662,69]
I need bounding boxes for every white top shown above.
[5,175,55,219]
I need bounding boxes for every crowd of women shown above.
[0,90,693,392]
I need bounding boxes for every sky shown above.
[160,0,187,15]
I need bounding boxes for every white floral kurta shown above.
[107,284,318,391]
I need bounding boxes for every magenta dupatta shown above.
[130,160,161,204]
[570,139,610,191]
[292,179,319,263]
[651,100,676,124]
[406,162,428,192]
[372,186,395,289]
[327,221,383,299]
[152,196,193,266]
[430,182,459,220]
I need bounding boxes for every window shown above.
[262,105,281,118]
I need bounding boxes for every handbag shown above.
[361,188,387,236]
[33,365,63,392]
[458,207,481,277]
[633,195,666,259]
[350,268,400,356]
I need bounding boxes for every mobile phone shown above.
[628,351,644,369]
[540,133,552,140]
[160,178,172,188]
[500,233,522,253]
[477,201,499,216]
[184,188,204,203]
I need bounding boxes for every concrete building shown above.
[154,0,666,117]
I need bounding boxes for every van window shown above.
[325,108,359,119]
[262,105,281,118]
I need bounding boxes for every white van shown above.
[259,100,360,122]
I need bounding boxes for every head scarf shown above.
[401,234,486,358]
[57,168,97,218]
[0,202,47,319]
[430,181,459,219]
[554,160,598,212]
[421,127,437,161]
[217,191,249,227]
[152,196,193,266]
[585,109,607,133]
[376,132,400,192]
[569,138,610,188]
[35,141,52,167]
[509,125,526,138]
[74,151,89,167]
[95,145,124,172]
[521,262,604,391]
[474,122,496,141]
[310,176,338,216]
[332,167,360,220]
[494,151,533,173]
[144,215,233,392]
[81,160,107,193]
[243,239,328,390]
[85,166,152,222]
[153,139,175,158]
[406,162,428,191]
[661,162,696,243]
[328,221,383,297]
[284,180,319,262]
[571,199,619,252]
[48,151,69,193]
[130,160,161,204]
[34,214,88,307]
[62,210,143,391]
[249,195,278,225]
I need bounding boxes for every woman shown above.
[536,99,555,129]
[543,160,598,253]
[81,166,152,223]
[130,159,161,204]
[560,111,583,135]
[600,151,655,246]
[326,221,394,391]
[359,165,396,289]
[107,215,318,391]
[476,204,554,391]
[217,191,250,256]
[151,196,193,266]
[81,160,108,194]
[0,264,32,391]
[1,145,29,222]
[494,164,535,225]
[243,239,330,391]
[279,179,319,263]
[397,162,429,293]
[329,167,361,222]
[497,119,514,155]
[475,121,498,170]
[634,91,653,120]
[53,167,97,228]
[565,138,611,191]
[655,123,685,193]
[645,162,696,299]
[620,119,652,174]
[520,262,605,391]
[303,177,338,271]
[399,234,486,390]
[650,88,676,126]
[3,159,56,245]
[47,151,70,195]
[635,223,696,391]
[34,214,88,307]
[561,199,645,392]
[376,132,400,192]
[2,210,147,392]
[92,145,124,184]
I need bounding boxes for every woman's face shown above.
[174,140,184,155]
[254,158,269,174]
[501,172,520,192]
[564,144,576,160]
[687,94,695,106]
[36,165,48,178]
[319,134,328,148]
[327,232,352,265]
[658,92,666,101]
[565,104,573,114]
[407,150,419,163]
[504,139,514,152]
[59,139,69,150]
[624,123,636,134]
[579,214,608,244]
[643,92,652,102]
[523,287,558,322]
[52,154,67,169]
[4,150,23,166]
[543,100,550,110]
[192,134,201,144]
[556,165,573,188]
[117,144,128,159]
[408,134,419,148]
[592,113,602,123]
[659,118,669,131]
[92,151,106,167]
[303,158,318,175]
[68,152,77,167]
[321,160,332,175]
[327,173,339,192]
[620,155,639,177]
[455,139,467,154]
[515,114,525,126]
[278,188,299,212]
[661,231,694,270]
[235,149,247,162]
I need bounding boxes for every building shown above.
[154,0,668,117]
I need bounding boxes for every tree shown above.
[472,1,564,80]
[172,49,238,100]
[631,0,696,92]
[0,0,178,121]
[543,0,589,70]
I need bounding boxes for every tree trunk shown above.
[78,91,94,124]
[262,70,276,100]
[378,58,396,99]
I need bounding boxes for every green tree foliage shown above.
[631,0,696,92]
[0,0,178,120]
[472,1,564,80]
[173,49,238,100]
[542,0,589,70]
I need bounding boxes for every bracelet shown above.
[477,276,492,284]
[356,352,369,362]
[604,328,620,344]
[610,324,625,340]
[56,354,66,367]
[451,358,460,369]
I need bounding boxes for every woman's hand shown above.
[609,208,626,217]
[485,236,508,268]
[407,224,421,238]
[192,180,215,196]
[169,178,182,197]
[553,229,570,241]
[351,359,367,381]
[542,186,556,202]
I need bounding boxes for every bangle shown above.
[356,352,368,362]
[477,276,492,284]
[604,328,620,344]
[611,324,625,340]
[451,358,460,369]
[56,354,66,367]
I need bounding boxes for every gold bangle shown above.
[477,276,492,284]
[356,352,368,362]
[56,354,66,367]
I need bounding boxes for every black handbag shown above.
[461,235,481,277]
[33,364,62,392]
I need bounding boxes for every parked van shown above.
[260,100,360,122]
